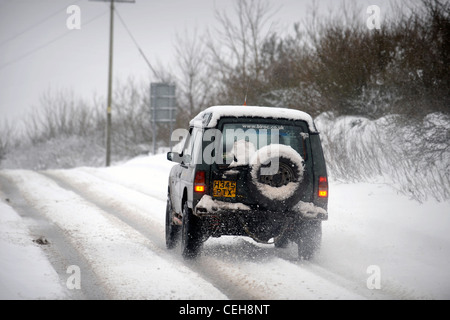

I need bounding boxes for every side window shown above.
[182,128,193,157]
[171,127,190,154]
[183,127,202,165]
[191,128,203,165]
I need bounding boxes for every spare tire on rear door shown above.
[248,144,306,211]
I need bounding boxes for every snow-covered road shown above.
[1,154,449,300]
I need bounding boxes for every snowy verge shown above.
[0,201,68,299]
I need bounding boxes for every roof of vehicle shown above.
[190,105,318,133]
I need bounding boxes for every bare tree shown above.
[174,28,214,118]
[112,77,152,157]
[206,0,279,104]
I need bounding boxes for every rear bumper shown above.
[194,195,327,220]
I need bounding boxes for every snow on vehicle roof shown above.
[190,105,318,133]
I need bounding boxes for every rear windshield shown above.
[220,122,308,165]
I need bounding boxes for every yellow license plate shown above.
[213,180,236,198]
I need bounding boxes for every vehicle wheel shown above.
[274,218,294,248]
[248,144,306,210]
[181,202,203,259]
[297,220,322,260]
[165,193,180,249]
[274,234,289,248]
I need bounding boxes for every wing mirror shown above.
[167,152,191,164]
[167,152,182,163]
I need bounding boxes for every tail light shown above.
[318,176,328,198]
[194,171,206,193]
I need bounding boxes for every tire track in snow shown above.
[200,238,369,300]
[2,170,228,300]
[44,169,167,249]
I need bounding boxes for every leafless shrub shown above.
[111,77,153,159]
[317,113,450,202]
[22,89,100,144]
[0,119,15,162]
[1,80,155,169]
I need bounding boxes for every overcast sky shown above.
[0,0,414,124]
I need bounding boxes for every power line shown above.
[0,0,83,48]
[114,8,158,76]
[0,10,109,71]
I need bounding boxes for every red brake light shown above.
[318,176,328,198]
[194,171,206,193]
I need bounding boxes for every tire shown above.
[248,144,306,210]
[181,202,203,259]
[273,218,292,248]
[296,220,322,260]
[274,234,289,248]
[165,193,180,249]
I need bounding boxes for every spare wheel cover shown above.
[248,144,305,208]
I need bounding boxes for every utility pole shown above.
[90,0,135,166]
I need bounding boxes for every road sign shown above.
[151,83,176,123]
[151,83,177,154]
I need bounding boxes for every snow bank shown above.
[80,153,176,202]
